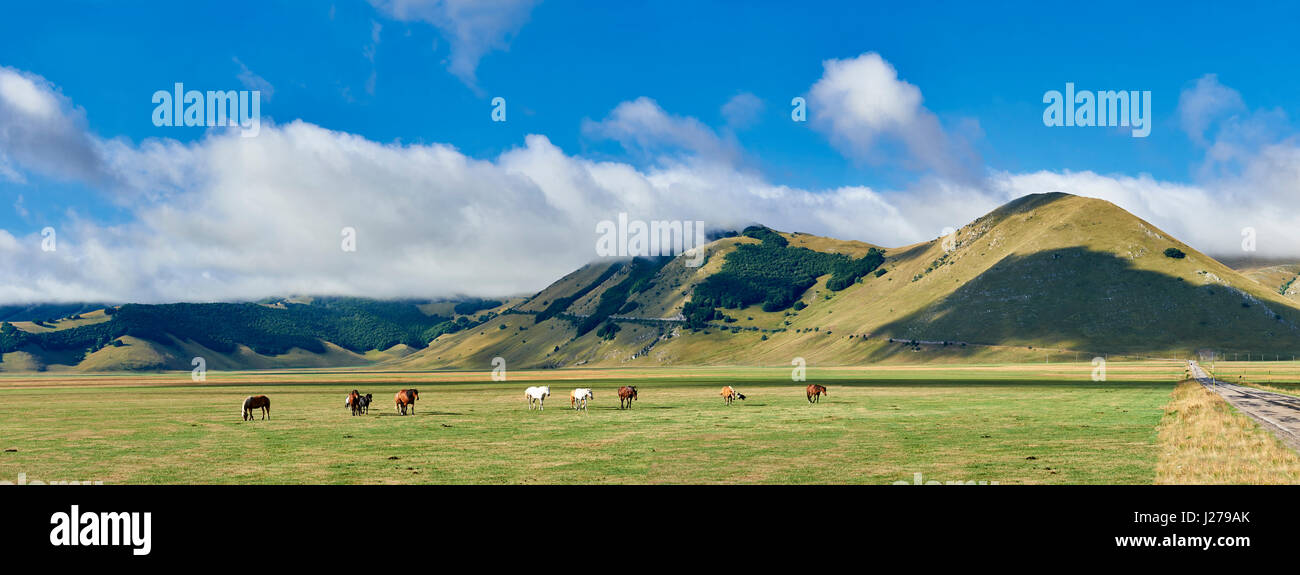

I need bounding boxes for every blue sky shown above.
[1,1,1298,303]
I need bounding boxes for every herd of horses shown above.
[239,383,829,421]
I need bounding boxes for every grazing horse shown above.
[395,389,419,415]
[806,384,828,403]
[618,386,638,409]
[721,385,745,405]
[347,390,362,416]
[570,388,593,411]
[242,395,271,421]
[525,386,550,411]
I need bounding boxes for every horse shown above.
[570,388,593,411]
[242,395,270,421]
[721,385,745,405]
[395,389,419,415]
[525,386,550,411]
[347,390,362,416]
[358,393,373,414]
[806,384,828,403]
[618,386,638,409]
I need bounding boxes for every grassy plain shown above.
[0,362,1190,484]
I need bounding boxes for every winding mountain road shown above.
[1190,360,1300,452]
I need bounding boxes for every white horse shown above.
[525,386,550,410]
[571,388,593,411]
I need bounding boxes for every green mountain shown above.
[0,297,512,372]
[5,193,1299,372]
[396,192,1300,369]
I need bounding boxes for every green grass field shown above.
[0,363,1185,484]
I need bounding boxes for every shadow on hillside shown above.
[872,247,1300,357]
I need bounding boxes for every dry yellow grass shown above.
[1156,380,1300,484]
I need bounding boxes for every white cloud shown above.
[233,57,275,101]
[363,20,382,95]
[3,67,1300,305]
[721,92,764,129]
[1176,74,1293,181]
[370,0,538,91]
[807,52,979,179]
[0,66,106,184]
[1178,74,1243,145]
[581,97,739,164]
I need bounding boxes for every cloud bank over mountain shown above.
[1,57,1298,304]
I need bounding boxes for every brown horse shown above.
[395,389,419,415]
[618,386,638,409]
[806,384,827,403]
[721,385,745,405]
[347,390,361,416]
[242,395,270,421]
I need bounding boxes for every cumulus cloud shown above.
[3,65,1300,305]
[0,66,107,184]
[807,52,980,180]
[0,118,923,303]
[370,0,538,91]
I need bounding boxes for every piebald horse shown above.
[395,389,419,415]
[721,385,745,405]
[525,386,550,410]
[806,384,828,404]
[570,388,593,411]
[242,395,271,421]
[618,386,638,410]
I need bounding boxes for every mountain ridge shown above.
[5,193,1300,372]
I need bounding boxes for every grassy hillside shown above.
[1237,263,1300,303]
[5,192,1298,372]
[409,193,1300,369]
[0,298,478,372]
